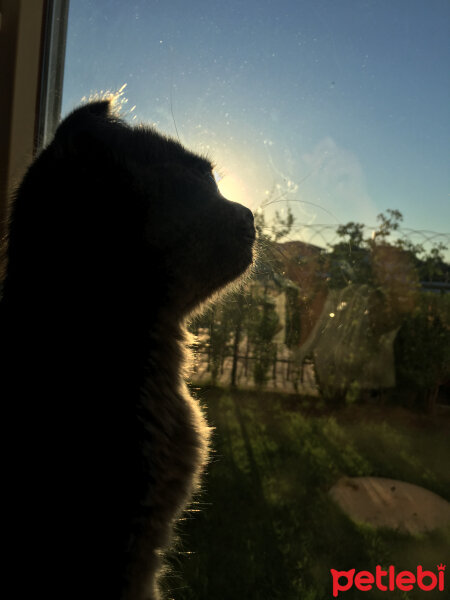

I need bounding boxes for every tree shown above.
[372,209,403,241]
[328,221,371,288]
[226,289,253,388]
[246,285,280,387]
[394,294,450,414]
[419,243,449,282]
[284,285,302,349]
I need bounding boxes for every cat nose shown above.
[238,205,255,240]
[242,205,254,225]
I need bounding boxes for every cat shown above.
[0,100,255,599]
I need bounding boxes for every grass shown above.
[162,388,450,600]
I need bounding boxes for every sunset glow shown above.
[217,173,253,211]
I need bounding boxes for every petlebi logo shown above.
[330,563,446,597]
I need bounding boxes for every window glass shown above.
[62,0,449,234]
[61,1,450,597]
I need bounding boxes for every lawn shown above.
[162,388,450,600]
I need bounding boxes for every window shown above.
[4,1,450,597]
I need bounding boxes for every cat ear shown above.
[56,99,111,131]
[52,99,119,152]
[78,100,111,118]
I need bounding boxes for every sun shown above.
[216,172,253,210]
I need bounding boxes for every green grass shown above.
[162,388,450,600]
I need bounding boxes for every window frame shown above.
[0,0,69,245]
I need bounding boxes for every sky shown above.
[62,0,450,245]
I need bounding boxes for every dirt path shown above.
[330,476,450,535]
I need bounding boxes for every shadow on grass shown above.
[163,387,450,600]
